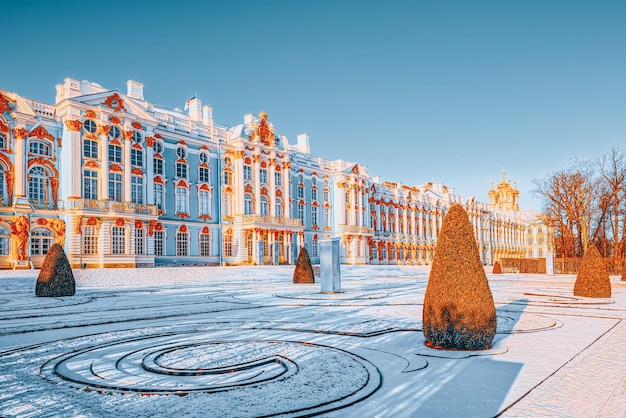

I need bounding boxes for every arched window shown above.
[0,226,9,255]
[28,166,51,208]
[260,195,269,216]
[30,228,52,256]
[199,232,211,256]
[154,183,164,211]
[0,131,7,150]
[29,140,52,157]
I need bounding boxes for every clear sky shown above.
[2,0,625,211]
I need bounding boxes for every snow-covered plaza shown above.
[1,265,624,417]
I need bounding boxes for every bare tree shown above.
[599,147,626,260]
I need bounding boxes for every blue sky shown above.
[3,0,625,211]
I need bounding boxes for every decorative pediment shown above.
[28,126,55,141]
[0,93,14,114]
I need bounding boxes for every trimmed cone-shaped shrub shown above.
[36,243,75,297]
[574,245,611,298]
[293,246,315,284]
[492,261,502,274]
[423,204,497,350]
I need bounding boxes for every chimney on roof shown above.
[187,97,202,122]
[295,133,310,154]
[127,80,144,101]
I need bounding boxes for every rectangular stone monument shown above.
[546,252,554,275]
[320,238,341,293]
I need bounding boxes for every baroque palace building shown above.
[0,78,544,269]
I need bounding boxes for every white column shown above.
[123,129,132,202]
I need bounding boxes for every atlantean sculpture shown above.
[36,243,76,297]
[293,246,315,284]
[422,204,497,350]
[574,245,612,298]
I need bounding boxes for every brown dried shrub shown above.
[492,261,502,274]
[293,246,314,284]
[36,243,75,297]
[574,245,611,298]
[423,204,496,350]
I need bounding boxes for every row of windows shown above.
[81,227,214,257]
[0,227,52,256]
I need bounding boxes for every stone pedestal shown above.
[320,238,341,293]
[546,253,554,275]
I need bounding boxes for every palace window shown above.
[135,228,144,255]
[108,126,121,140]
[0,132,6,149]
[83,138,98,159]
[28,166,50,206]
[0,227,9,255]
[82,225,98,255]
[30,228,52,256]
[154,183,164,210]
[323,190,330,202]
[131,148,143,167]
[175,186,189,214]
[200,232,211,256]
[275,198,283,218]
[154,155,164,175]
[312,236,319,257]
[297,185,304,199]
[153,141,163,154]
[132,131,142,143]
[243,164,252,181]
[199,152,209,164]
[311,188,318,201]
[154,230,165,256]
[260,168,267,184]
[223,233,233,257]
[311,206,318,227]
[176,146,187,159]
[275,171,282,186]
[223,170,232,185]
[176,161,188,179]
[108,173,123,202]
[83,119,97,133]
[244,194,253,215]
[111,226,126,254]
[83,169,98,200]
[176,231,189,256]
[199,166,210,183]
[223,193,233,217]
[324,207,330,227]
[260,196,269,216]
[29,140,51,157]
[198,190,211,217]
[131,176,143,204]
[108,143,122,163]
[297,203,305,223]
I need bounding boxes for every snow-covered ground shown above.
[0,265,624,417]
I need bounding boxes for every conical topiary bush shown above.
[492,261,502,274]
[293,246,315,284]
[574,245,611,298]
[36,243,75,297]
[423,204,497,350]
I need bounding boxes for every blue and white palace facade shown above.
[0,78,545,268]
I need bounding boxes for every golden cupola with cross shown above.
[488,169,520,211]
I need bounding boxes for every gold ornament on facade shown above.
[10,216,29,261]
[123,130,133,141]
[103,93,126,112]
[84,110,97,119]
[64,120,82,132]
[13,127,29,139]
[96,124,110,136]
[28,126,55,141]
[0,93,13,114]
